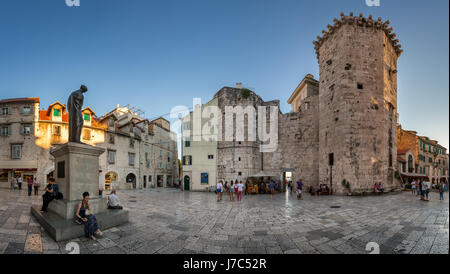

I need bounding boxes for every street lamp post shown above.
[179,116,184,192]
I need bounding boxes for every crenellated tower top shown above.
[312,12,403,60]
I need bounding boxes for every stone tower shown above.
[215,87,264,181]
[314,12,403,194]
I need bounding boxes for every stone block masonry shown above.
[315,13,402,194]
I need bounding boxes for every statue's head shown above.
[80,85,88,92]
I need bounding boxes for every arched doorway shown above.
[126,173,137,189]
[184,175,190,191]
[105,171,118,190]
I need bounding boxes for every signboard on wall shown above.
[201,173,208,184]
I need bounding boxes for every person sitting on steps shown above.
[107,190,123,210]
[75,192,103,240]
[41,178,62,212]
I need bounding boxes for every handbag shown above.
[56,192,64,200]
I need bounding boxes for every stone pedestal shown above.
[47,142,106,219]
[31,142,129,241]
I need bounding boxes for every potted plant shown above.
[342,179,351,196]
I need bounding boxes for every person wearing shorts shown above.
[229,181,235,201]
[439,183,444,201]
[216,181,223,202]
[296,180,303,200]
[237,181,244,201]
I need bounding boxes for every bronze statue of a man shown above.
[67,85,88,143]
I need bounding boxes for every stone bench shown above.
[31,205,129,242]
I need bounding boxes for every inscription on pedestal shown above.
[57,161,65,178]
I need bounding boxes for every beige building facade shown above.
[0,99,178,191]
[0,98,40,188]
[397,125,448,183]
[181,98,218,191]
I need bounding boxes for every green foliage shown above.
[241,88,252,98]
[342,179,350,189]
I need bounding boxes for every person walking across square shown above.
[27,177,33,196]
[439,183,445,201]
[216,180,223,202]
[33,177,40,195]
[17,176,22,190]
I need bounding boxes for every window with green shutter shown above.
[53,109,60,116]
[84,113,90,121]
[182,155,192,165]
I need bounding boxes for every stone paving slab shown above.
[0,188,448,254]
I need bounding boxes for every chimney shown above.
[236,83,242,89]
[116,104,119,109]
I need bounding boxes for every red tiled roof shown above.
[82,106,95,116]
[0,97,39,104]
[91,117,107,129]
[397,149,410,155]
[39,110,50,121]
[46,101,66,116]
[397,156,406,163]
[39,110,69,122]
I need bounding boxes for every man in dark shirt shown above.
[41,178,59,212]
[27,177,33,196]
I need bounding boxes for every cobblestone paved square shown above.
[0,188,448,254]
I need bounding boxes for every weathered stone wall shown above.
[316,15,401,194]
[216,87,264,182]
[263,93,319,189]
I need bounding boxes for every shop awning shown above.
[400,172,447,179]
[0,160,38,170]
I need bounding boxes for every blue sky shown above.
[0,0,448,149]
